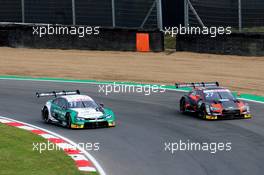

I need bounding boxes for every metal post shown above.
[188,0,205,27]
[184,0,189,27]
[21,0,25,23]
[156,0,163,30]
[112,0,116,27]
[141,1,156,28]
[72,0,76,25]
[238,0,242,32]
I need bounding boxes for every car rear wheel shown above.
[180,98,186,113]
[66,113,72,129]
[42,107,50,124]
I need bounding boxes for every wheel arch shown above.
[180,95,189,103]
[65,110,78,122]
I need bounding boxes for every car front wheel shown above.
[180,98,186,113]
[198,104,206,119]
[42,107,51,124]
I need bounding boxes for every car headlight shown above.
[206,104,211,114]
[105,114,112,119]
[76,117,85,122]
[242,103,250,112]
[210,106,221,111]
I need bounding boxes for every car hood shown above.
[219,99,239,110]
[70,108,103,118]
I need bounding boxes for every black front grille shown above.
[84,121,108,128]
[222,109,240,115]
[85,117,104,121]
[221,109,241,119]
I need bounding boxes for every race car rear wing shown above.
[36,90,80,98]
[175,82,219,88]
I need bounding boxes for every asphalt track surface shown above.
[0,79,264,175]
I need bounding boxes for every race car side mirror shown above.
[100,103,104,108]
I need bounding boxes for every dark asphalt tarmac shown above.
[0,80,264,175]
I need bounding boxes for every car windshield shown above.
[204,90,235,101]
[68,100,98,109]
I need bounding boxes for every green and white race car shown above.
[36,90,116,129]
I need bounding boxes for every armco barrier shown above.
[0,23,163,52]
[176,33,264,56]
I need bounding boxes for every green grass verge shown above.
[0,124,98,175]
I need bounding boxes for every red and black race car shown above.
[176,82,252,120]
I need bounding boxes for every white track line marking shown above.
[0,119,11,123]
[69,154,87,161]
[17,125,35,131]
[56,143,75,150]
[1,77,263,105]
[237,98,264,104]
[39,134,59,139]
[78,166,97,172]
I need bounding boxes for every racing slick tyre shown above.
[66,113,73,129]
[198,104,206,119]
[180,98,187,113]
[42,107,51,124]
